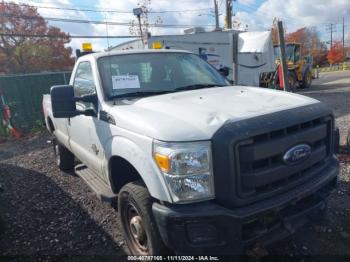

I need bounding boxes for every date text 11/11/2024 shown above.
[127,256,220,261]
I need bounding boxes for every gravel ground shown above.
[0,71,349,260]
[300,71,350,146]
[0,133,126,260]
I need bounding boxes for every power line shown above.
[0,12,215,28]
[218,0,225,9]
[325,23,337,48]
[236,0,346,34]
[8,2,213,14]
[0,33,140,39]
[232,0,333,31]
[233,2,301,27]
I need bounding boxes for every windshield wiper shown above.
[111,90,172,99]
[174,84,226,91]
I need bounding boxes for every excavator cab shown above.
[286,43,301,66]
[274,43,313,90]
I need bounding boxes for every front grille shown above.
[234,116,333,200]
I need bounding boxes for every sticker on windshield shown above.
[112,75,140,90]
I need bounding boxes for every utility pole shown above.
[331,24,333,48]
[343,17,345,56]
[226,0,232,29]
[214,0,220,30]
[277,20,289,92]
[326,23,336,49]
[133,8,144,48]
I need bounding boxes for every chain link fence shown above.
[0,71,71,136]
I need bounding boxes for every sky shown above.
[7,0,350,52]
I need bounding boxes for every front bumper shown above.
[152,158,338,255]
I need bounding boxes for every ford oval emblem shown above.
[283,144,311,165]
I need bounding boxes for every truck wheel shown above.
[53,139,75,171]
[118,181,168,255]
[347,132,350,155]
[301,70,312,88]
[288,72,297,92]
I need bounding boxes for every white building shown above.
[109,39,144,51]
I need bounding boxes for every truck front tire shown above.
[53,139,75,171]
[118,181,168,255]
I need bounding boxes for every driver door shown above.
[68,61,101,173]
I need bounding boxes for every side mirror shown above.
[51,85,77,118]
[218,67,230,77]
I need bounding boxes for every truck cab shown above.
[43,49,338,255]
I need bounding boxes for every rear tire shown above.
[288,71,297,92]
[347,131,350,155]
[118,181,169,255]
[301,70,312,88]
[53,138,75,171]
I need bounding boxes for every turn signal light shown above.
[154,153,170,173]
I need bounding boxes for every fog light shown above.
[186,223,218,244]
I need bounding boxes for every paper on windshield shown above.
[112,75,140,90]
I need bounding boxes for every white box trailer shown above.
[148,30,275,87]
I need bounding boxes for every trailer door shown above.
[149,32,235,81]
[237,31,275,86]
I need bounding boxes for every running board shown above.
[75,164,117,203]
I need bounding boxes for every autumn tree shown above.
[0,2,74,74]
[286,27,317,56]
[285,27,328,66]
[327,41,346,65]
[311,44,328,67]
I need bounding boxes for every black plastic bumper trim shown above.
[152,160,338,254]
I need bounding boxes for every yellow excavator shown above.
[274,43,313,91]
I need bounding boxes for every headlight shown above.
[153,140,214,203]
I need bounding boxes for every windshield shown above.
[274,45,297,62]
[98,52,229,99]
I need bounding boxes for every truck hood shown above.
[110,86,319,141]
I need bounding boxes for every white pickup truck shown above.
[43,49,338,255]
